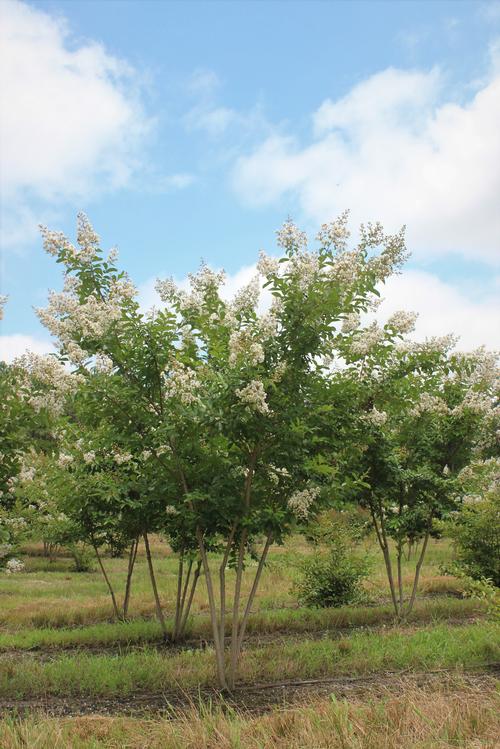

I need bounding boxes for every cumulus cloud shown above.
[0,334,55,363]
[232,65,500,264]
[0,0,151,247]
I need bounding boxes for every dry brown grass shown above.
[0,682,498,748]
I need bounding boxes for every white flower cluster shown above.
[164,362,200,405]
[365,226,409,282]
[15,353,83,416]
[316,210,350,251]
[351,323,384,355]
[410,393,449,417]
[37,291,122,352]
[57,453,74,468]
[235,379,270,414]
[165,505,178,516]
[362,407,388,426]
[276,219,308,252]
[257,250,280,276]
[387,310,418,335]
[5,558,24,574]
[83,451,95,464]
[287,487,320,520]
[228,276,260,317]
[113,450,133,465]
[452,390,495,416]
[267,464,291,485]
[228,329,265,368]
[342,312,361,334]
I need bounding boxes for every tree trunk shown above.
[406,525,432,617]
[123,536,139,619]
[196,528,228,690]
[143,532,168,638]
[93,543,120,620]
[178,560,202,638]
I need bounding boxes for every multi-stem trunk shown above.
[172,555,202,641]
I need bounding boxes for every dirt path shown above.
[1,664,498,718]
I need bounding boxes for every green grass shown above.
[1,621,498,699]
[0,596,484,652]
[0,536,465,631]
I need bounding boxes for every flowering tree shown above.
[36,212,412,687]
[0,339,79,570]
[333,315,500,618]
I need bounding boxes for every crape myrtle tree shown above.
[0,300,81,570]
[37,212,408,689]
[333,311,500,618]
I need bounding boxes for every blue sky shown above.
[1,0,499,358]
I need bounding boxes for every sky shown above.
[1,0,499,360]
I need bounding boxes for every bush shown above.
[68,543,93,573]
[449,493,500,587]
[295,545,370,608]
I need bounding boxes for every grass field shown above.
[1,535,498,747]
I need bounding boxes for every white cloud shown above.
[233,66,500,264]
[0,334,55,363]
[139,261,500,351]
[0,0,151,248]
[378,271,500,351]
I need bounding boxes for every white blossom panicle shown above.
[15,353,83,416]
[351,323,384,355]
[141,450,152,461]
[316,210,350,251]
[39,225,77,257]
[270,360,287,383]
[236,379,270,414]
[107,247,119,263]
[229,329,265,368]
[387,310,418,335]
[257,250,280,276]
[76,212,100,261]
[341,312,361,334]
[289,251,321,290]
[155,277,179,304]
[276,219,308,252]
[164,362,200,405]
[258,311,279,340]
[64,341,89,366]
[0,295,7,321]
[410,393,449,417]
[452,390,495,417]
[442,465,450,476]
[229,276,260,317]
[57,453,74,468]
[37,290,121,345]
[365,226,408,281]
[165,505,178,516]
[18,465,36,483]
[113,450,133,465]
[156,444,173,456]
[109,277,137,302]
[5,558,25,574]
[287,487,320,520]
[363,407,388,426]
[83,451,95,464]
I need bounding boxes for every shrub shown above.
[295,544,370,608]
[449,492,500,587]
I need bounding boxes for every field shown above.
[1,535,498,748]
